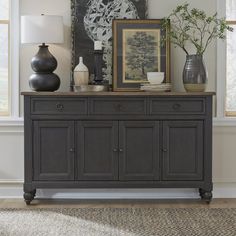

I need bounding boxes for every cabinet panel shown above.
[119,121,160,180]
[90,98,146,115]
[162,121,203,180]
[77,121,118,180]
[31,98,87,115]
[150,98,205,115]
[33,121,75,181]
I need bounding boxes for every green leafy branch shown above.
[161,3,233,55]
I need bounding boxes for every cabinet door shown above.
[33,121,75,181]
[162,121,203,181]
[77,121,118,180]
[119,121,160,181]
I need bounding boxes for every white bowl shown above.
[147,72,165,84]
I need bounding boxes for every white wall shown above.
[213,127,236,183]
[0,127,24,181]
[0,0,236,198]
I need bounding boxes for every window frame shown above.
[0,15,10,116]
[215,0,236,126]
[0,0,20,120]
[225,20,236,117]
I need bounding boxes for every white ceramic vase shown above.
[74,57,89,86]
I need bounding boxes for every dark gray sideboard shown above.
[22,91,215,204]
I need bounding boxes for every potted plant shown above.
[162,3,233,92]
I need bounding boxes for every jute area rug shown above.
[0,208,235,236]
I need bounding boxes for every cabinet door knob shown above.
[162,148,168,152]
[56,103,64,111]
[119,149,123,152]
[113,148,118,152]
[69,148,74,152]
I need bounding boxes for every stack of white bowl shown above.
[140,72,171,92]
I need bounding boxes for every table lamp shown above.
[21,15,64,91]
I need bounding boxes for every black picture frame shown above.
[113,19,170,91]
[71,0,148,85]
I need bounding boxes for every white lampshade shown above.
[21,15,64,44]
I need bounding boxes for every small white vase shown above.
[74,57,89,86]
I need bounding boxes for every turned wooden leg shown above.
[199,188,204,197]
[24,189,36,205]
[32,189,36,197]
[199,188,212,204]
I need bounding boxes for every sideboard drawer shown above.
[31,98,88,115]
[90,98,147,115]
[150,98,205,115]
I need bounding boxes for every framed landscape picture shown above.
[113,19,170,91]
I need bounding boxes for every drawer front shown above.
[90,98,147,115]
[31,98,88,115]
[150,98,205,115]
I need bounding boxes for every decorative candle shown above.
[94,41,102,50]
[94,50,103,83]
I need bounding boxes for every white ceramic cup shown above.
[147,72,165,84]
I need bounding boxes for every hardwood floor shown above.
[0,199,235,209]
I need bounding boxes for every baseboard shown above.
[34,188,200,199]
[0,182,236,199]
[0,184,199,199]
[212,183,236,198]
[0,183,24,199]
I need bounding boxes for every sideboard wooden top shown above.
[21,91,216,96]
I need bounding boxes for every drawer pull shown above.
[162,148,168,152]
[56,103,64,111]
[172,103,181,110]
[114,104,123,112]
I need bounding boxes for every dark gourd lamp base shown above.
[29,43,60,91]
[29,73,60,92]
